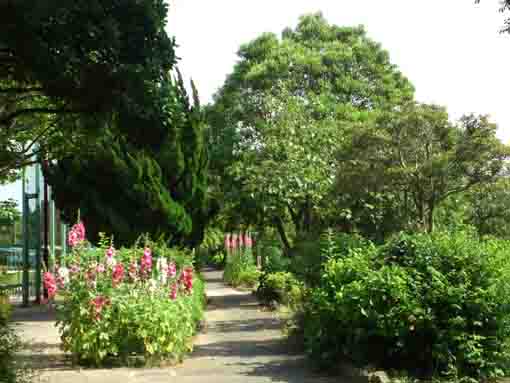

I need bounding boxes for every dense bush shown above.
[302,230,510,380]
[0,293,30,383]
[195,227,225,269]
[47,223,205,366]
[223,233,260,287]
[290,230,371,286]
[256,271,304,309]
[223,252,259,288]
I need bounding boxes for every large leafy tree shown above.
[0,0,176,179]
[46,71,209,246]
[45,71,211,247]
[336,104,508,236]
[208,13,414,246]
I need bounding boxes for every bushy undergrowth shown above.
[302,230,510,381]
[195,227,225,269]
[47,223,206,366]
[223,233,259,287]
[223,252,259,287]
[0,294,30,383]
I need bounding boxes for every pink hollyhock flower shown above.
[68,221,86,247]
[105,246,116,268]
[231,234,238,249]
[224,233,231,250]
[112,263,124,287]
[74,221,86,241]
[90,295,110,321]
[169,283,178,300]
[43,272,57,299]
[106,246,115,258]
[67,230,79,247]
[96,263,105,274]
[180,267,193,293]
[167,261,176,278]
[140,247,152,277]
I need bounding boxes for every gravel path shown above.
[13,268,340,383]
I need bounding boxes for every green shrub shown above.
[302,231,510,380]
[0,293,30,383]
[291,230,371,285]
[195,227,225,269]
[256,271,304,308]
[223,250,259,288]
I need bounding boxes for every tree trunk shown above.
[275,216,291,255]
[303,196,312,234]
[426,201,435,233]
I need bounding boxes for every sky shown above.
[167,0,510,137]
[1,0,509,206]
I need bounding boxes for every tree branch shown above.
[0,107,80,125]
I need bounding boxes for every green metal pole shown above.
[62,224,67,257]
[50,188,55,269]
[22,168,29,307]
[34,164,41,304]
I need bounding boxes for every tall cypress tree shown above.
[45,70,211,247]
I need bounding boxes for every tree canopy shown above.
[208,13,415,246]
[0,0,176,179]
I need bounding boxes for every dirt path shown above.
[13,268,339,383]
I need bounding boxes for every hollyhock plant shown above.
[46,220,205,366]
[224,233,231,250]
[128,261,138,282]
[90,295,110,321]
[105,246,116,268]
[140,247,152,277]
[168,261,176,278]
[68,221,86,247]
[180,267,193,293]
[157,257,169,284]
[244,233,252,248]
[112,263,124,287]
[43,272,57,299]
[231,234,238,249]
[169,283,178,300]
[68,230,79,247]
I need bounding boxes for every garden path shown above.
[13,268,340,383]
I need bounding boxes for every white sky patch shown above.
[166,0,510,141]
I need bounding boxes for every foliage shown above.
[49,228,205,366]
[289,230,372,286]
[336,104,509,237]
[302,231,510,380]
[256,271,304,308]
[195,227,226,269]
[207,12,415,244]
[223,249,259,288]
[0,292,31,383]
[0,199,20,222]
[0,0,176,179]
[45,71,211,247]
[464,178,510,238]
